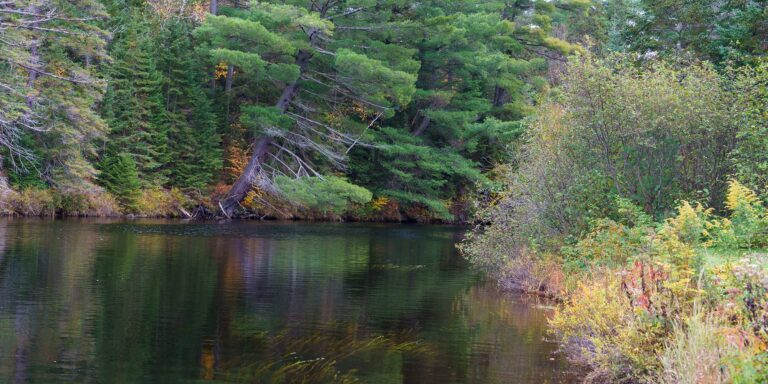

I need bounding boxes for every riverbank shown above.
[462,181,768,383]
[0,185,467,223]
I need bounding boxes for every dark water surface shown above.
[0,219,575,383]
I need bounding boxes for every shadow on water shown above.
[0,219,580,383]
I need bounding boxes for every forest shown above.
[1,0,584,220]
[2,0,768,382]
[2,0,763,222]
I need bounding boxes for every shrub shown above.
[136,188,190,217]
[550,270,664,382]
[8,188,56,216]
[716,180,768,248]
[56,189,120,217]
[496,249,568,296]
[729,352,768,384]
[659,313,737,384]
[661,201,716,247]
[563,218,652,268]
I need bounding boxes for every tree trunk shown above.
[209,0,217,15]
[25,2,40,109]
[218,45,315,217]
[412,115,430,136]
[218,136,271,216]
[209,0,218,89]
[492,85,508,108]
[224,65,234,92]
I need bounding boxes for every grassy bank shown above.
[462,181,768,383]
[0,183,464,222]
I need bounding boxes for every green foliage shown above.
[623,0,768,65]
[98,153,142,212]
[350,126,485,220]
[716,180,768,248]
[731,60,768,199]
[4,0,766,219]
[158,20,222,189]
[275,175,372,217]
[0,0,109,190]
[100,11,171,186]
[467,52,748,258]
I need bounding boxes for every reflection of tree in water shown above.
[0,222,574,383]
[0,219,103,382]
[453,284,580,384]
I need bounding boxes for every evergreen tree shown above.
[0,0,109,190]
[195,1,419,215]
[158,20,221,189]
[100,12,171,186]
[348,1,577,218]
[98,152,141,211]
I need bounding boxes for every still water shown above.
[0,219,575,383]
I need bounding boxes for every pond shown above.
[0,219,577,383]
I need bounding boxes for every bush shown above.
[136,187,190,217]
[465,53,743,267]
[716,180,768,248]
[550,270,665,382]
[8,188,56,216]
[659,313,738,384]
[56,189,120,217]
[562,218,653,268]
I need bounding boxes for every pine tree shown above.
[195,1,419,215]
[348,1,577,218]
[158,20,221,189]
[0,0,109,191]
[100,12,171,186]
[98,152,141,211]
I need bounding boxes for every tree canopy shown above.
[0,0,765,220]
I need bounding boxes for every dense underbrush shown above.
[463,181,768,383]
[0,180,462,222]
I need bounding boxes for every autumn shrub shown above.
[562,219,652,269]
[8,188,56,216]
[136,187,190,217]
[659,312,738,384]
[494,249,568,297]
[548,192,768,382]
[55,189,120,217]
[729,254,768,346]
[550,270,665,382]
[713,254,768,383]
[715,180,768,248]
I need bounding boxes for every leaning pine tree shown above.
[195,1,418,216]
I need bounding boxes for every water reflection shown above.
[0,220,576,383]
